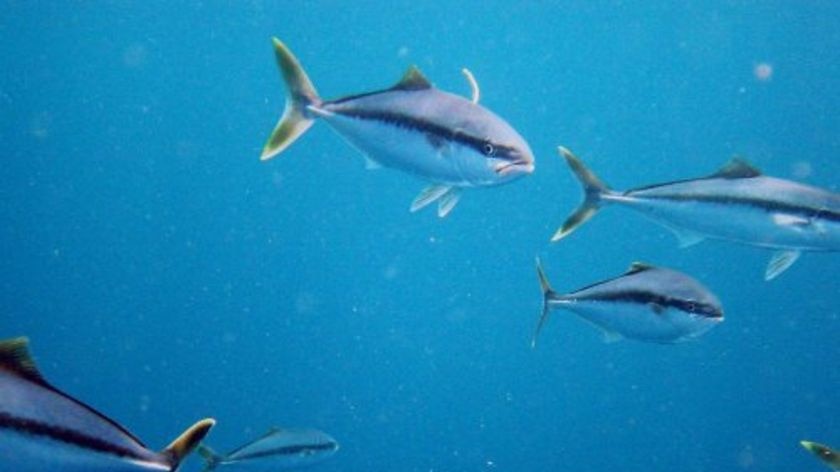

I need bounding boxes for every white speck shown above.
[791,160,812,179]
[397,46,409,58]
[123,43,149,68]
[754,62,773,81]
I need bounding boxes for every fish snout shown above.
[494,153,535,177]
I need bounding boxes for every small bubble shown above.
[123,43,148,68]
[30,111,53,139]
[791,160,812,179]
[753,62,773,81]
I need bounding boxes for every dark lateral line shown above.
[587,290,721,318]
[333,108,513,158]
[238,442,337,460]
[0,412,150,462]
[638,193,840,223]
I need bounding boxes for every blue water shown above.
[2,2,838,471]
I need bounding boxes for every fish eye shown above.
[482,142,496,156]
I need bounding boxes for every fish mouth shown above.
[495,160,535,176]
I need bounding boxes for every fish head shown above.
[653,268,724,321]
[489,138,535,181]
[455,129,534,186]
[684,296,724,321]
[449,103,534,185]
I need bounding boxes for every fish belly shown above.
[219,454,333,471]
[320,114,498,186]
[568,302,715,343]
[624,198,840,251]
[0,429,168,472]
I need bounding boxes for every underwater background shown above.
[2,2,838,471]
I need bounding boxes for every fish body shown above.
[532,259,723,346]
[0,337,214,471]
[261,38,534,217]
[801,441,840,470]
[553,147,840,280]
[198,428,339,471]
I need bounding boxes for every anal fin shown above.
[765,250,801,281]
[437,188,462,217]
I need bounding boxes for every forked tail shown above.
[532,257,558,348]
[551,146,612,242]
[261,37,321,161]
[162,418,216,471]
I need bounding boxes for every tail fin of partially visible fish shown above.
[551,146,612,242]
[162,419,216,471]
[197,444,224,471]
[532,257,559,348]
[261,38,321,161]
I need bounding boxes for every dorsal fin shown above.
[710,157,762,179]
[626,262,656,274]
[0,337,47,385]
[392,66,432,91]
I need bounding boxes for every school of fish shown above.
[3,36,836,470]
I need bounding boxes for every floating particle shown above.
[791,160,813,179]
[754,62,773,81]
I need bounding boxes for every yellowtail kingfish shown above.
[198,427,338,471]
[0,337,215,471]
[553,147,840,280]
[260,38,535,217]
[532,259,723,347]
[801,440,840,470]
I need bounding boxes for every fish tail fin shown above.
[197,444,223,471]
[162,418,215,470]
[261,37,321,161]
[551,146,612,242]
[532,257,558,348]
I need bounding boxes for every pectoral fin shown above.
[669,227,705,248]
[363,156,382,170]
[765,250,801,281]
[772,213,810,228]
[410,184,452,213]
[649,302,666,315]
[602,330,623,344]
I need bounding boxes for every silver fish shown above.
[532,259,723,346]
[198,427,339,471]
[0,337,214,471]
[260,38,535,217]
[801,441,840,470]
[553,147,840,280]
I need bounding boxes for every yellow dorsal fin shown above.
[0,337,48,385]
[392,66,432,91]
[710,157,762,179]
[626,262,656,274]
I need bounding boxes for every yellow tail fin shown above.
[163,418,216,469]
[261,38,320,161]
